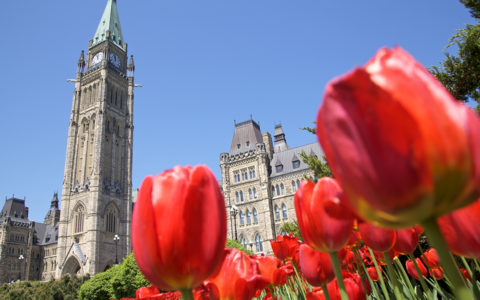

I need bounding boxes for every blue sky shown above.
[0,1,475,222]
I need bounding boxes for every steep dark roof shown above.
[33,222,58,246]
[0,198,29,221]
[270,142,323,177]
[229,120,263,155]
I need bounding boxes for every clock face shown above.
[91,52,104,65]
[109,53,121,69]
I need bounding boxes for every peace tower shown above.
[56,0,135,277]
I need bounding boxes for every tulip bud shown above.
[132,165,227,291]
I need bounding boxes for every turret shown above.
[127,55,135,77]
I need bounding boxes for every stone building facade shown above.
[0,0,134,283]
[220,120,322,254]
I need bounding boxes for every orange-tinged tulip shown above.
[270,233,300,262]
[423,248,441,269]
[205,248,270,300]
[255,255,288,287]
[294,178,354,252]
[438,197,480,258]
[132,165,227,291]
[316,46,480,228]
[298,243,335,287]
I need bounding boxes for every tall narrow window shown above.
[106,208,117,233]
[240,235,247,248]
[246,210,251,224]
[73,205,85,233]
[276,185,280,196]
[240,191,244,202]
[275,205,280,220]
[292,180,297,192]
[253,208,258,223]
[296,179,300,189]
[281,184,285,195]
[236,192,239,203]
[239,211,244,225]
[282,203,288,219]
[255,234,263,252]
[271,185,275,195]
[253,188,257,199]
[249,189,252,200]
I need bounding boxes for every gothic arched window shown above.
[275,205,280,220]
[255,233,263,252]
[240,191,244,202]
[253,188,257,199]
[240,235,247,248]
[239,211,244,225]
[297,179,300,189]
[105,206,117,233]
[253,208,258,223]
[282,203,288,219]
[249,189,252,200]
[235,192,239,203]
[246,210,251,224]
[281,183,285,195]
[276,185,280,196]
[73,205,85,234]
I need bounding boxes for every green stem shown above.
[393,257,416,299]
[384,252,404,299]
[353,247,381,300]
[322,283,331,300]
[180,288,194,300]
[329,251,349,300]
[368,248,390,300]
[422,218,473,300]
[407,254,432,299]
[461,257,480,300]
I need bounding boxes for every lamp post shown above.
[113,234,120,264]
[18,254,24,281]
[230,205,238,241]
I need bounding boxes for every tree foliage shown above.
[78,253,149,300]
[226,238,254,255]
[430,0,480,112]
[0,275,90,300]
[279,221,303,241]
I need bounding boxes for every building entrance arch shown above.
[61,256,83,277]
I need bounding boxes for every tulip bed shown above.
[125,47,480,300]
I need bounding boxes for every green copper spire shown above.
[92,0,125,50]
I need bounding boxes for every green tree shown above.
[430,0,480,112]
[279,221,303,241]
[226,238,254,255]
[299,125,333,179]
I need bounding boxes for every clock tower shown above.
[56,0,135,277]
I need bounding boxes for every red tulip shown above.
[132,165,227,291]
[255,255,288,287]
[326,272,367,300]
[298,243,335,287]
[316,46,480,228]
[205,248,270,300]
[429,267,444,280]
[460,268,472,282]
[270,233,300,262]
[406,258,427,280]
[294,178,354,252]
[358,221,396,252]
[366,267,380,282]
[423,248,441,269]
[392,227,420,254]
[136,286,161,299]
[438,197,480,258]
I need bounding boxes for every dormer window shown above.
[276,164,283,173]
[237,144,241,149]
[246,141,250,147]
[292,160,300,169]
